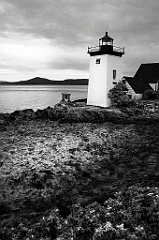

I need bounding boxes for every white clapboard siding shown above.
[125,82,136,95]
[125,82,142,99]
[149,83,157,91]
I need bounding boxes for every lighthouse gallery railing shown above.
[88,45,125,54]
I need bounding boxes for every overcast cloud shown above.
[0,0,159,81]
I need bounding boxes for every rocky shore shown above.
[1,102,159,125]
[0,105,159,239]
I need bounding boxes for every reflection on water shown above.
[0,85,88,113]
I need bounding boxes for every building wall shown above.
[149,83,158,91]
[125,82,142,100]
[87,54,108,107]
[125,82,136,96]
[107,55,123,105]
[87,54,123,107]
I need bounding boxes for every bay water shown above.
[0,85,88,113]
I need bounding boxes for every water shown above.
[0,85,88,113]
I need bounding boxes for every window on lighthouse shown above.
[113,70,116,80]
[96,58,100,64]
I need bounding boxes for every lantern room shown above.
[88,31,124,57]
[99,32,113,45]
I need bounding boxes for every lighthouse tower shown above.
[87,32,125,107]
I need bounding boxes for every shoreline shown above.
[1,103,159,126]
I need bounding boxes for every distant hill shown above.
[0,77,89,85]
[0,81,9,84]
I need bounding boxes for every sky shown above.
[0,0,159,82]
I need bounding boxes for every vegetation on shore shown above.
[0,102,159,239]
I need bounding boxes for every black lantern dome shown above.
[99,32,113,46]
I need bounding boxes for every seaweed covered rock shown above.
[35,106,55,120]
[9,109,35,121]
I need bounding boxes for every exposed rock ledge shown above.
[1,103,159,126]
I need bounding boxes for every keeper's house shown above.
[123,63,159,99]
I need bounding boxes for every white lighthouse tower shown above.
[87,32,125,107]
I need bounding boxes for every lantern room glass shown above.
[99,38,113,46]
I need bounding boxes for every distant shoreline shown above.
[0,77,89,85]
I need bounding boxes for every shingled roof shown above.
[124,63,159,93]
[135,63,159,82]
